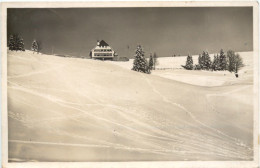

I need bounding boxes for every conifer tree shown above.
[215,54,222,71]
[13,34,19,51]
[195,54,202,70]
[8,35,15,51]
[212,54,221,71]
[31,40,39,53]
[234,53,244,73]
[227,50,235,72]
[132,45,149,74]
[8,34,25,51]
[204,52,212,70]
[182,54,193,70]
[198,54,202,66]
[212,54,217,71]
[153,52,158,70]
[17,36,25,51]
[219,49,227,70]
[227,50,244,73]
[201,51,206,69]
[148,53,154,70]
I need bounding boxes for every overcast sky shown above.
[7,7,253,58]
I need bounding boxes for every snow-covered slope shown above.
[109,52,253,87]
[8,50,253,161]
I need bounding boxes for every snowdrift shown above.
[7,50,253,161]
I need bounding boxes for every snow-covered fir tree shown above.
[132,45,149,74]
[13,35,19,51]
[215,54,222,70]
[234,53,244,73]
[8,35,15,51]
[204,51,212,70]
[212,54,221,71]
[31,40,39,53]
[8,34,25,51]
[195,54,202,70]
[219,49,227,70]
[201,51,206,69]
[17,36,25,51]
[198,54,202,66]
[182,54,193,70]
[227,50,244,73]
[227,50,235,72]
[148,53,154,70]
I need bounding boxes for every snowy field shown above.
[109,52,253,87]
[8,50,253,161]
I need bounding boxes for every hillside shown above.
[109,52,253,87]
[8,50,253,161]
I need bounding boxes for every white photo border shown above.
[1,1,259,168]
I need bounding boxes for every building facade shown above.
[90,40,117,60]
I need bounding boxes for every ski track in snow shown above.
[8,88,250,159]
[8,85,177,155]
[8,76,252,160]
[8,52,253,160]
[9,139,168,155]
[9,139,111,148]
[8,87,231,154]
[9,83,251,159]
[140,73,252,158]
[8,93,174,156]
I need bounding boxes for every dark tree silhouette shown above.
[219,49,227,70]
[212,54,221,71]
[153,52,158,70]
[132,45,149,74]
[204,52,212,70]
[148,53,154,70]
[227,50,244,73]
[182,54,193,70]
[31,40,39,53]
[8,34,25,51]
[17,36,25,51]
[8,35,15,51]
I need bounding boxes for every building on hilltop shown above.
[90,40,118,60]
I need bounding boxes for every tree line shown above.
[182,49,244,74]
[8,34,40,53]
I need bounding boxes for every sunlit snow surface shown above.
[109,52,253,87]
[8,50,253,161]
